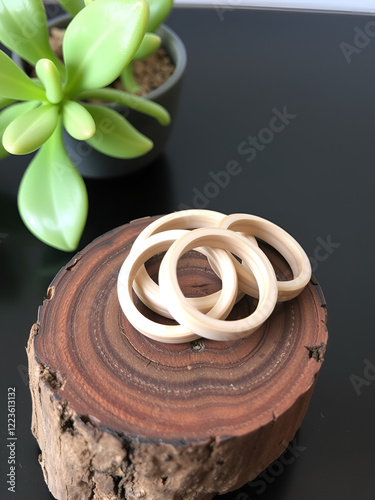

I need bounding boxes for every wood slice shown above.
[27,216,328,500]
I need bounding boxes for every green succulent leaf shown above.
[18,119,88,252]
[0,51,46,101]
[0,101,39,159]
[63,0,149,96]
[3,103,59,155]
[62,100,96,140]
[147,0,173,32]
[83,104,153,158]
[77,88,170,125]
[133,33,161,60]
[35,59,63,104]
[57,0,85,16]
[0,98,16,111]
[120,64,141,94]
[0,0,65,76]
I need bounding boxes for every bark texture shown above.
[27,216,328,500]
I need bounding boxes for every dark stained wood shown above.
[27,216,328,500]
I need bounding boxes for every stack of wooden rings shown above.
[117,210,312,343]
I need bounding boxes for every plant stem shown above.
[76,88,170,125]
[54,57,67,81]
[120,64,142,94]
[57,0,84,16]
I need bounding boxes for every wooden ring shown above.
[130,209,227,249]
[117,230,239,343]
[158,228,278,341]
[219,214,312,301]
[133,230,243,318]
[131,210,253,313]
[130,210,235,315]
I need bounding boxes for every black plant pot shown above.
[13,14,187,179]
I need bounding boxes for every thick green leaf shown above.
[0,101,39,158]
[84,104,153,158]
[0,0,65,75]
[120,33,161,92]
[18,119,88,251]
[0,98,16,110]
[57,0,84,16]
[35,59,63,104]
[3,103,58,155]
[62,100,96,140]
[77,88,170,125]
[133,33,161,60]
[120,64,141,94]
[63,0,149,96]
[146,0,173,32]
[0,51,46,101]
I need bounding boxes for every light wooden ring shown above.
[131,210,251,313]
[117,230,239,343]
[158,228,278,341]
[130,210,227,250]
[218,214,312,301]
[133,230,243,318]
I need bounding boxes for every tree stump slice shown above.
[27,216,328,500]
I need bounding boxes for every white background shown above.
[44,0,375,15]
[174,0,375,14]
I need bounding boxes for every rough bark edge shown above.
[27,321,320,500]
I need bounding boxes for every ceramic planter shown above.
[13,13,187,179]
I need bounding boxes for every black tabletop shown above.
[1,6,375,500]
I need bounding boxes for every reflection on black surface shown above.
[82,154,173,247]
[0,154,173,302]
[0,192,22,301]
[0,190,74,302]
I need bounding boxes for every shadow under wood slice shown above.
[27,216,328,500]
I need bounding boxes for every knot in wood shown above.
[190,340,205,352]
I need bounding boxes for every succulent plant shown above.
[0,0,171,251]
[57,0,174,93]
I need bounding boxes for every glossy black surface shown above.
[1,7,375,500]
